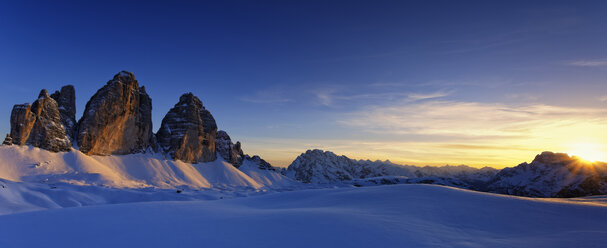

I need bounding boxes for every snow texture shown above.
[0,184,606,248]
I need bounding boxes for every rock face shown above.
[156,93,217,163]
[9,103,36,145]
[77,71,155,155]
[50,85,76,140]
[9,90,71,152]
[2,134,12,145]
[216,130,244,167]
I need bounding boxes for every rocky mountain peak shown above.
[531,151,574,165]
[156,93,217,163]
[9,88,71,152]
[77,71,155,155]
[114,70,135,82]
[38,89,49,98]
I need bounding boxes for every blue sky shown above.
[1,1,607,167]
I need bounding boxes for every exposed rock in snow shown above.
[77,71,155,155]
[9,90,71,152]
[2,134,12,146]
[483,151,607,197]
[50,85,76,141]
[156,93,217,163]
[215,130,244,167]
[242,155,274,170]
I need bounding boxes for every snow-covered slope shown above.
[1,184,605,248]
[0,146,295,190]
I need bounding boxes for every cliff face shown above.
[156,93,217,163]
[216,130,244,167]
[9,90,71,152]
[77,71,155,155]
[50,85,76,140]
[9,103,36,146]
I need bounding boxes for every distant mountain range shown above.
[283,149,607,197]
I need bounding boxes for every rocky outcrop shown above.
[77,71,155,155]
[9,103,36,145]
[50,85,76,140]
[156,93,217,163]
[243,155,274,170]
[216,130,244,167]
[2,134,12,145]
[9,90,71,152]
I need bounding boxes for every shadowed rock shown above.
[2,134,12,145]
[156,93,217,163]
[216,130,244,167]
[50,85,76,140]
[77,71,155,155]
[9,89,71,152]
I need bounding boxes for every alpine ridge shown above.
[285,149,607,197]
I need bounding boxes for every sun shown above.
[568,142,607,162]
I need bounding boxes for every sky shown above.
[1,0,607,168]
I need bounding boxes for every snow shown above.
[0,184,605,248]
[1,146,606,247]
[0,145,293,190]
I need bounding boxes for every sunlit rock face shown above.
[50,85,76,141]
[77,71,155,155]
[9,103,36,145]
[216,130,244,167]
[9,89,71,152]
[156,93,217,163]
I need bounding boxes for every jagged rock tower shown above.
[50,85,77,141]
[156,93,217,163]
[216,130,244,167]
[77,71,155,155]
[9,89,71,152]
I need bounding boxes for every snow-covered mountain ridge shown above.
[285,149,607,197]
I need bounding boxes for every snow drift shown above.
[0,184,606,248]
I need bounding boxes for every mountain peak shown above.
[531,151,574,164]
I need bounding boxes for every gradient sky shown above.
[1,1,607,167]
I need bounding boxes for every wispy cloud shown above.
[600,95,607,102]
[567,59,607,67]
[340,101,607,138]
[405,91,453,102]
[326,100,607,167]
[313,88,452,107]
